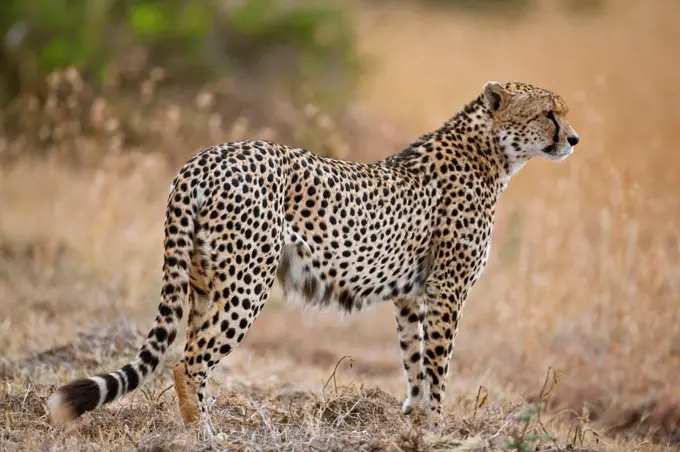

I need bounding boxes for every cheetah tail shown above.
[46,186,195,425]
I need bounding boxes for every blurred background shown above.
[1,0,679,449]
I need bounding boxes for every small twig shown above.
[21,382,32,408]
[322,355,353,397]
[569,422,583,447]
[124,425,141,451]
[519,408,532,438]
[538,366,560,401]
[536,367,562,452]
[473,385,488,420]
[485,417,514,444]
[250,399,277,442]
[332,398,362,429]
[156,383,174,402]
[137,384,152,402]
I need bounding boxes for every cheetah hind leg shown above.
[174,284,212,427]
[173,360,200,425]
[174,359,218,439]
[175,249,281,437]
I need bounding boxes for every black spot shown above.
[154,327,168,343]
[338,290,354,313]
[99,374,120,404]
[139,349,159,370]
[122,364,140,391]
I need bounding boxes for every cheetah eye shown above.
[544,111,555,120]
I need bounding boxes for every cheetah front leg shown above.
[393,298,430,415]
[421,286,466,425]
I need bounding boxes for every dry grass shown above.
[0,239,607,451]
[1,0,680,450]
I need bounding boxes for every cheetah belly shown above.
[276,218,433,314]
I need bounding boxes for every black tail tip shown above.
[47,378,101,425]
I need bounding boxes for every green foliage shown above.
[0,0,361,109]
[564,0,606,14]
[437,0,531,12]
[221,0,361,109]
[503,368,561,451]
[428,0,605,16]
[503,404,556,451]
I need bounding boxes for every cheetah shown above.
[47,81,580,434]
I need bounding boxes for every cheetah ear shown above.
[483,81,509,113]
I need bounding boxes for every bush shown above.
[0,0,363,162]
[0,0,362,109]
[421,0,605,16]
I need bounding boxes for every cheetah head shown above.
[482,81,579,164]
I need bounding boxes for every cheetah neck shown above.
[436,94,524,195]
[390,95,529,198]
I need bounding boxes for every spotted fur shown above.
[47,81,579,432]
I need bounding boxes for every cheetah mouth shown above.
[541,144,573,161]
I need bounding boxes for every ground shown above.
[2,0,680,450]
[0,231,605,451]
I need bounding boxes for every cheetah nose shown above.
[567,135,580,146]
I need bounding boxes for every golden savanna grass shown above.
[1,1,679,450]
